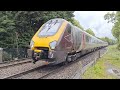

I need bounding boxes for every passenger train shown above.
[30,18,108,64]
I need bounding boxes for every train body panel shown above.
[53,23,73,63]
[71,26,82,52]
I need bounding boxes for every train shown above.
[30,18,108,64]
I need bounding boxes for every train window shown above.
[86,35,89,42]
[38,20,62,37]
[68,28,71,34]
[66,24,71,34]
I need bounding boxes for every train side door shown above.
[64,24,73,51]
[82,33,86,49]
[71,26,77,52]
[76,29,82,51]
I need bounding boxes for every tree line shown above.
[0,11,116,49]
[0,11,75,48]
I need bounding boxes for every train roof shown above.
[46,18,66,22]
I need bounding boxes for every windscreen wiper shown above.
[46,20,58,32]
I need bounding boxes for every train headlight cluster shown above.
[30,40,34,49]
[49,41,57,50]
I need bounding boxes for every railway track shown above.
[40,50,101,79]
[41,47,107,79]
[4,61,71,79]
[0,59,32,69]
[3,47,107,79]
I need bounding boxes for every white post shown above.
[0,48,3,63]
[27,49,32,58]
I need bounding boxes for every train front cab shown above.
[30,19,73,64]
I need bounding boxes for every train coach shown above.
[30,18,108,64]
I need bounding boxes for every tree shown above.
[104,11,120,50]
[70,17,84,30]
[14,11,75,47]
[99,37,116,45]
[0,11,75,48]
[86,28,95,36]
[104,12,116,23]
[0,11,16,48]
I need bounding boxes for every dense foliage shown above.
[86,28,95,36]
[99,37,116,45]
[1,11,115,49]
[70,17,84,30]
[0,11,75,48]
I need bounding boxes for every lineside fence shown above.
[0,48,32,63]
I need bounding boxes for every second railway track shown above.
[0,59,32,69]
[4,63,63,79]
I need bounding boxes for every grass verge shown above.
[82,45,120,79]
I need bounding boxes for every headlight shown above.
[49,41,57,50]
[30,40,34,49]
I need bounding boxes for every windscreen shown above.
[38,19,62,37]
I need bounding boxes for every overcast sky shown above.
[74,11,116,39]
